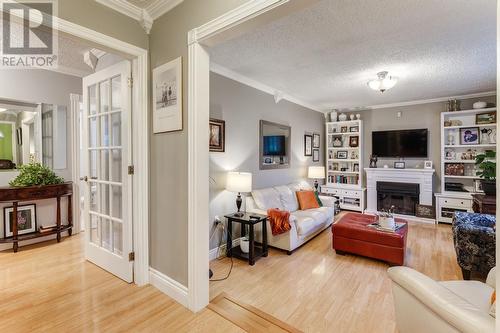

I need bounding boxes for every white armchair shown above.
[388,266,496,333]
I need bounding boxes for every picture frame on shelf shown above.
[332,135,343,147]
[313,149,320,162]
[336,151,348,159]
[340,126,348,133]
[424,161,433,169]
[350,151,358,160]
[459,127,480,145]
[474,179,484,193]
[353,163,359,172]
[304,134,313,156]
[209,118,225,152]
[4,204,37,238]
[313,133,320,148]
[152,57,183,133]
[476,112,496,125]
[332,162,339,171]
[394,161,405,169]
[349,136,359,147]
[349,126,359,132]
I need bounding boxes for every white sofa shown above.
[388,266,496,333]
[246,181,336,254]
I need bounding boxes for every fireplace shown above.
[377,182,420,216]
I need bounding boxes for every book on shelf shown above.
[328,174,359,185]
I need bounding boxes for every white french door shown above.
[82,61,133,282]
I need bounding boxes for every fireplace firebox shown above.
[377,182,419,216]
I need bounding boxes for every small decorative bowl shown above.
[473,101,487,109]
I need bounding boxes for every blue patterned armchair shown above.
[452,212,496,280]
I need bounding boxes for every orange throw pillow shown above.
[296,191,320,210]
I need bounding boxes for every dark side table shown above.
[224,212,268,266]
[472,194,496,215]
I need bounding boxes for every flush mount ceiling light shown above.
[0,108,7,112]
[367,71,398,93]
[0,131,4,139]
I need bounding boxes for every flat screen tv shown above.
[263,135,286,156]
[372,129,428,158]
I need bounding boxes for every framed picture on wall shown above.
[152,57,183,133]
[304,134,313,156]
[313,149,320,162]
[209,118,225,152]
[313,133,320,148]
[4,204,37,238]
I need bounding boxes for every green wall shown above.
[0,124,13,161]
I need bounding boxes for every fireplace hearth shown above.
[377,182,420,216]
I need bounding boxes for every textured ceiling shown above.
[1,20,115,77]
[210,0,497,110]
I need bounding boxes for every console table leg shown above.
[56,196,61,242]
[12,202,18,252]
[68,194,73,236]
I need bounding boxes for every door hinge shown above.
[129,252,135,261]
[127,77,133,88]
[128,165,134,175]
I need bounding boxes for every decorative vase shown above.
[379,216,396,229]
[481,180,496,196]
[349,114,355,120]
[240,238,250,253]
[329,110,338,122]
[338,113,347,121]
[356,114,361,120]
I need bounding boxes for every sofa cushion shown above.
[292,211,323,236]
[252,187,284,211]
[274,185,299,212]
[296,191,320,210]
[440,280,494,313]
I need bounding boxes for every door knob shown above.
[80,176,88,182]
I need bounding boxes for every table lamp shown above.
[308,166,325,191]
[226,172,252,217]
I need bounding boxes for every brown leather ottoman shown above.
[332,212,408,265]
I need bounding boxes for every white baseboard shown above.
[209,237,242,261]
[149,267,188,307]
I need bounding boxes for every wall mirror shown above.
[259,120,291,170]
[0,100,67,171]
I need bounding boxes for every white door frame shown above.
[18,16,150,285]
[186,0,290,312]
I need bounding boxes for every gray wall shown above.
[59,0,148,49]
[149,0,249,286]
[209,73,325,250]
[342,95,496,192]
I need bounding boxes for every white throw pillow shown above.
[251,187,284,211]
[274,185,299,212]
[288,180,313,192]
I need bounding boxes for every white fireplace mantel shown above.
[364,168,435,214]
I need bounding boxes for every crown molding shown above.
[210,63,324,113]
[95,0,183,33]
[146,0,184,20]
[344,91,496,111]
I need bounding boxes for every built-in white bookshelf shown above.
[436,107,497,223]
[321,120,366,212]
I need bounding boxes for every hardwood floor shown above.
[0,217,461,333]
[210,217,462,333]
[0,235,243,333]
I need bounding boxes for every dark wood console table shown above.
[0,182,73,252]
